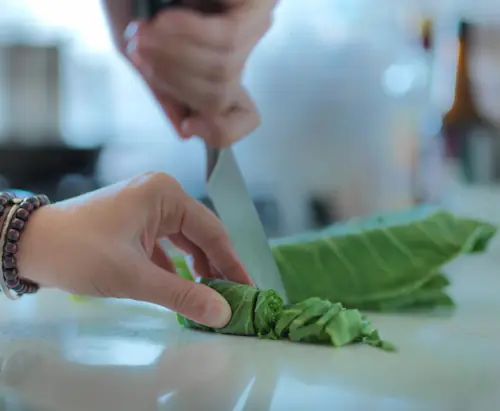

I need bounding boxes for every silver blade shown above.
[206,147,288,302]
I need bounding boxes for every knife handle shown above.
[132,0,227,19]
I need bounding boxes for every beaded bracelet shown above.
[0,193,51,300]
[0,192,17,297]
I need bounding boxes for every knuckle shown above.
[147,171,180,190]
[220,22,240,53]
[199,87,231,113]
[197,91,218,113]
[206,228,230,249]
[208,121,232,147]
[129,171,183,199]
[207,61,238,83]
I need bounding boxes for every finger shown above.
[126,38,190,137]
[151,242,176,273]
[168,233,214,279]
[146,173,252,285]
[152,90,190,138]
[135,27,245,83]
[132,39,236,115]
[131,260,231,328]
[182,88,260,147]
[152,9,269,52]
[178,198,253,285]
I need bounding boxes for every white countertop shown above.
[1,186,500,411]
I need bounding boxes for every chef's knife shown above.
[133,0,288,300]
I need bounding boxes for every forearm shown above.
[101,0,133,54]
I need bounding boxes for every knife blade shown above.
[133,0,287,300]
[205,148,287,298]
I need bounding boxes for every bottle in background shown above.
[442,20,499,186]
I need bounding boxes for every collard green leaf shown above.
[182,278,259,336]
[172,255,195,326]
[288,303,342,343]
[172,255,194,281]
[270,206,496,309]
[179,280,394,351]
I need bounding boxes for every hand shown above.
[124,0,277,147]
[16,172,253,328]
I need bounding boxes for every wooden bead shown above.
[6,278,19,288]
[11,218,24,231]
[4,268,17,279]
[3,256,16,269]
[38,195,50,206]
[0,194,10,206]
[27,196,40,208]
[15,208,29,221]
[7,229,20,242]
[4,243,18,254]
[20,201,34,212]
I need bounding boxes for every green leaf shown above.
[270,206,496,310]
[172,255,194,281]
[288,303,342,343]
[179,280,394,351]
[182,278,259,336]
[255,289,284,338]
[172,255,196,325]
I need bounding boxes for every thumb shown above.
[131,260,232,328]
[182,88,260,147]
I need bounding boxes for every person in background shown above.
[0,0,277,328]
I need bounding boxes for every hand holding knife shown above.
[128,0,264,147]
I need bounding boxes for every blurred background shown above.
[1,0,500,237]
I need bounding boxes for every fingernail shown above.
[180,120,194,139]
[125,37,137,57]
[125,39,146,70]
[124,22,139,41]
[182,119,209,140]
[204,294,231,328]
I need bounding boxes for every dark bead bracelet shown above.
[0,193,51,299]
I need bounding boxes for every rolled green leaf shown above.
[179,279,394,351]
[254,289,283,339]
[182,279,257,335]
